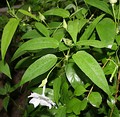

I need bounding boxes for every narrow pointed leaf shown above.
[20,54,57,85]
[35,22,49,37]
[96,18,116,46]
[80,14,104,40]
[43,8,70,18]
[67,19,80,43]
[53,76,62,104]
[76,40,106,48]
[11,37,59,61]
[22,29,42,39]
[1,18,20,60]
[85,0,112,15]
[18,9,39,21]
[3,96,10,111]
[72,51,111,96]
[0,61,11,79]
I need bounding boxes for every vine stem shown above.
[86,85,94,99]
[109,70,120,117]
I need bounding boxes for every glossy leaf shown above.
[72,51,111,96]
[43,8,70,18]
[96,18,116,46]
[85,0,112,15]
[12,37,59,61]
[1,18,19,60]
[88,92,102,108]
[20,54,57,85]
[18,9,39,21]
[35,22,49,37]
[0,61,11,79]
[65,62,83,89]
[80,14,104,40]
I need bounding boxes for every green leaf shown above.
[3,96,10,111]
[67,19,80,43]
[1,18,20,60]
[88,92,102,108]
[80,14,104,40]
[55,106,66,117]
[107,96,116,108]
[67,98,87,115]
[96,18,116,46]
[35,22,49,37]
[76,40,107,48]
[112,106,119,117]
[65,62,83,89]
[103,60,116,75]
[59,42,69,51]
[53,28,65,42]
[67,98,81,114]
[20,54,57,85]
[15,56,35,69]
[85,0,112,15]
[12,37,59,61]
[18,9,39,21]
[74,85,86,96]
[79,99,88,111]
[0,88,6,95]
[22,29,42,39]
[60,80,70,104]
[72,51,111,96]
[0,61,11,79]
[43,8,70,18]
[78,19,87,33]
[53,76,62,104]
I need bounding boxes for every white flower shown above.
[109,0,117,4]
[28,92,55,109]
[107,44,112,49]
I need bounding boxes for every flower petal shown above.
[39,99,52,109]
[29,98,41,108]
[28,92,56,109]
[28,93,41,98]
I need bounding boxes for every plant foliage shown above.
[0,0,120,116]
